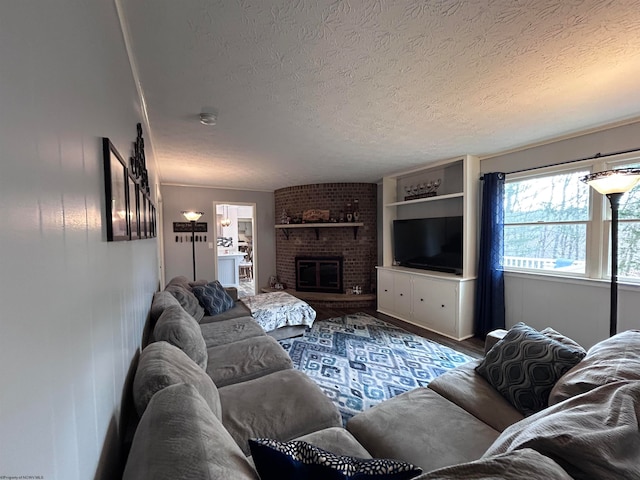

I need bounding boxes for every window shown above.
[504,169,590,275]
[606,161,640,280]
[503,155,640,283]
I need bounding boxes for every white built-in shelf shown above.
[275,222,364,240]
[385,192,463,207]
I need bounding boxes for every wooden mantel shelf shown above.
[275,222,364,240]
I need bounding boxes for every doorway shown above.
[213,202,256,298]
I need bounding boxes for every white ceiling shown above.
[120,0,640,191]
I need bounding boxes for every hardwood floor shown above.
[311,305,485,359]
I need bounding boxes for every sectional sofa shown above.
[123,277,640,479]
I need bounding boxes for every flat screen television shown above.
[393,216,463,274]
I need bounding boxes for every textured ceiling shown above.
[120,0,640,191]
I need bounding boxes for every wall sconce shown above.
[581,168,640,336]
[182,210,204,281]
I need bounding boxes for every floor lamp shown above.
[581,169,640,337]
[182,210,204,281]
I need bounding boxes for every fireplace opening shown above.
[295,256,343,293]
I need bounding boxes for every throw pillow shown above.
[192,280,235,316]
[475,322,586,416]
[249,438,422,480]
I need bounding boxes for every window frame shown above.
[502,152,640,284]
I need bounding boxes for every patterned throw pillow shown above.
[476,322,586,416]
[249,438,422,480]
[192,280,235,316]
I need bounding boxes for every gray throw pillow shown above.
[154,305,208,369]
[476,323,586,416]
[132,341,221,418]
[192,281,235,316]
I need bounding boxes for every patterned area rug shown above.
[279,312,474,425]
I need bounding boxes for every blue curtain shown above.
[474,172,505,338]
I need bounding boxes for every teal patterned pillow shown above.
[476,323,586,416]
[192,281,235,316]
[249,438,422,480]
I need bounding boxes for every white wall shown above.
[161,185,276,290]
[0,2,158,479]
[481,121,640,348]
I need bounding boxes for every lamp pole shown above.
[190,220,197,281]
[581,169,640,337]
[607,192,622,337]
[182,211,204,282]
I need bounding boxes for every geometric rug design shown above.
[279,312,474,425]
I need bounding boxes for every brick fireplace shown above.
[274,183,377,308]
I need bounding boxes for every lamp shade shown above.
[580,168,640,195]
[182,211,204,222]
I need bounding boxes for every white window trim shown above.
[503,152,640,285]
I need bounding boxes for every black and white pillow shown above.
[476,322,586,416]
[249,438,422,480]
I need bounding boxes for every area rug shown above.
[278,312,474,425]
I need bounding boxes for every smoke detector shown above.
[199,112,217,126]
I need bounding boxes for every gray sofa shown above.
[124,278,640,479]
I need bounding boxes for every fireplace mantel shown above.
[275,222,364,240]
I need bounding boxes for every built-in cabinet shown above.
[377,267,475,340]
[378,155,479,340]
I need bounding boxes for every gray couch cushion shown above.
[153,305,207,369]
[346,387,500,473]
[149,291,182,324]
[199,300,252,324]
[219,369,342,455]
[133,341,221,419]
[206,335,293,387]
[123,383,259,480]
[165,280,205,322]
[200,316,265,349]
[428,360,524,432]
[549,329,640,406]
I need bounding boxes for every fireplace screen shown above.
[295,256,343,293]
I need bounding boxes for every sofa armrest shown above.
[485,329,508,354]
[225,287,238,302]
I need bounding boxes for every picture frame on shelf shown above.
[103,138,129,241]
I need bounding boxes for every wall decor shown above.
[130,123,150,194]
[173,221,207,233]
[102,125,156,242]
[302,209,330,222]
[103,138,129,241]
[128,175,140,240]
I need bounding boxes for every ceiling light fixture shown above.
[199,112,217,126]
[220,204,231,227]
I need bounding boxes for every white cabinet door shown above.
[412,277,458,337]
[377,269,395,313]
[393,273,412,320]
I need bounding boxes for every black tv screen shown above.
[393,217,463,274]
